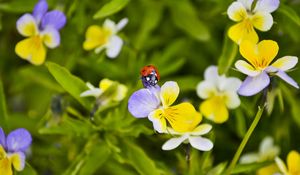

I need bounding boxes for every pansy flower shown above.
[15,0,66,65]
[80,78,128,104]
[227,0,279,44]
[128,81,201,133]
[275,150,300,175]
[162,123,213,151]
[240,136,280,175]
[235,40,299,96]
[196,66,242,123]
[83,18,128,58]
[0,128,32,175]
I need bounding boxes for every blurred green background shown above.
[0,0,300,174]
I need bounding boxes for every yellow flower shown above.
[275,150,300,175]
[80,78,127,104]
[148,82,201,133]
[15,0,66,65]
[235,40,299,96]
[83,18,128,58]
[0,145,25,175]
[196,66,241,123]
[227,0,279,44]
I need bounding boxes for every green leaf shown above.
[278,4,300,27]
[19,66,64,93]
[17,162,38,175]
[0,1,35,13]
[122,140,161,175]
[46,62,93,110]
[207,162,227,175]
[231,162,271,174]
[0,79,8,130]
[93,0,130,19]
[217,34,238,75]
[168,0,210,41]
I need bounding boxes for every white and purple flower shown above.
[0,127,32,175]
[15,0,66,65]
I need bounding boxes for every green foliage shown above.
[1,0,300,174]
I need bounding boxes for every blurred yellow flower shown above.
[196,66,241,123]
[275,150,300,175]
[227,0,279,44]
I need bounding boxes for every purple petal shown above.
[7,128,32,152]
[276,70,299,89]
[33,0,48,24]
[238,72,270,96]
[128,89,160,118]
[41,10,66,30]
[0,128,6,148]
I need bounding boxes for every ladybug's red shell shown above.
[140,65,160,80]
[140,65,160,88]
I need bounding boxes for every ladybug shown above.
[140,65,160,88]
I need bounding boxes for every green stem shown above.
[225,106,265,175]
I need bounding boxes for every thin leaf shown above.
[93,0,130,19]
[278,4,300,27]
[218,34,238,75]
[231,161,272,174]
[46,62,93,110]
[122,140,161,175]
[0,79,8,130]
[168,0,210,41]
[207,162,227,175]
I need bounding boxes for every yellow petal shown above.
[200,96,229,123]
[148,109,167,133]
[15,36,47,65]
[287,150,300,174]
[16,14,38,37]
[9,153,25,171]
[0,158,13,175]
[83,25,109,50]
[160,81,179,107]
[239,40,259,67]
[164,102,202,132]
[99,78,114,91]
[251,12,273,31]
[256,164,279,175]
[257,40,278,67]
[228,20,259,45]
[0,145,6,158]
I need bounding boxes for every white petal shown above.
[148,114,166,133]
[275,157,289,174]
[191,124,212,136]
[227,1,247,22]
[196,81,217,99]
[276,70,299,89]
[238,0,254,10]
[235,60,261,76]
[80,89,102,98]
[271,56,298,71]
[238,72,270,96]
[86,82,95,90]
[220,77,242,92]
[254,0,280,13]
[162,135,188,150]
[224,91,241,109]
[106,35,123,58]
[251,12,273,31]
[41,26,60,48]
[117,18,128,31]
[239,153,260,164]
[259,136,280,160]
[188,136,213,151]
[16,14,38,37]
[204,66,219,85]
[103,19,118,34]
[160,81,179,107]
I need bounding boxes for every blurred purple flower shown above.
[0,127,32,174]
